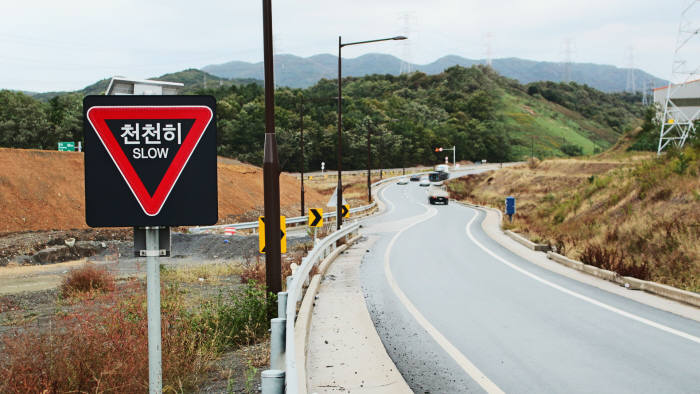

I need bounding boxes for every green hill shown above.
[1,65,644,168]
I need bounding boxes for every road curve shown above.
[359,171,700,393]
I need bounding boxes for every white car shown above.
[397,178,409,185]
[419,179,430,187]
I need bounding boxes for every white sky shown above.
[1,0,695,92]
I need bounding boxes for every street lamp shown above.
[337,35,406,229]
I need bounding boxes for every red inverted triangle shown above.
[87,106,213,216]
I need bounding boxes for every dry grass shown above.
[239,242,316,290]
[161,262,242,284]
[59,263,116,297]
[0,281,217,393]
[448,146,700,291]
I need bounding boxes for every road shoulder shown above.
[469,203,700,322]
[306,237,411,393]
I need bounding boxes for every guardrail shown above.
[260,221,361,393]
[260,171,424,393]
[189,202,377,233]
[189,170,435,234]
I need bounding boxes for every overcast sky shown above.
[2,0,697,92]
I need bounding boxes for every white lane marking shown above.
[464,211,700,345]
[383,205,505,394]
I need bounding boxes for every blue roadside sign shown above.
[505,196,516,216]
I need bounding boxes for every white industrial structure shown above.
[105,77,183,95]
[657,1,700,154]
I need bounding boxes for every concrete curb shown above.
[293,235,362,394]
[504,230,551,252]
[454,200,700,309]
[547,252,700,308]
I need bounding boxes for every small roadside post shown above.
[505,196,516,222]
[321,161,325,175]
[84,78,217,394]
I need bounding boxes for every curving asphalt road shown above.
[359,170,700,393]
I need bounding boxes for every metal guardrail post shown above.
[261,370,285,394]
[278,291,287,319]
[270,317,286,370]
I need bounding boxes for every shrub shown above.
[561,143,583,156]
[579,244,650,280]
[0,283,216,393]
[194,281,274,351]
[59,263,115,297]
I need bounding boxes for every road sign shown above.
[309,208,323,227]
[505,196,516,222]
[58,141,75,151]
[259,216,287,253]
[327,186,348,207]
[83,95,217,227]
[224,227,236,235]
[341,204,350,218]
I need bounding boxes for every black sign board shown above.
[84,95,217,227]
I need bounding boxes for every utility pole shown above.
[366,119,372,203]
[299,94,305,216]
[262,0,281,295]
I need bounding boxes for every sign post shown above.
[84,88,216,394]
[505,196,516,222]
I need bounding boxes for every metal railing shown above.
[278,221,361,393]
[189,202,376,233]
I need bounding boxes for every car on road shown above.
[428,185,449,205]
[428,171,449,182]
[419,179,430,187]
[409,175,421,182]
[397,178,409,185]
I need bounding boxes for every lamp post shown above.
[337,35,406,230]
[299,94,305,217]
[366,119,372,203]
[262,0,281,295]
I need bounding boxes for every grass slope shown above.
[448,145,700,292]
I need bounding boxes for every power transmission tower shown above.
[641,80,656,106]
[626,46,636,93]
[484,32,494,68]
[399,13,414,75]
[562,38,574,83]
[658,1,700,154]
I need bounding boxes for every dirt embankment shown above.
[447,152,700,292]
[0,148,327,233]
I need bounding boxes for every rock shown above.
[10,255,33,266]
[32,245,72,264]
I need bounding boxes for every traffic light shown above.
[434,147,443,152]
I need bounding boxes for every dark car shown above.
[409,175,421,182]
[429,171,449,182]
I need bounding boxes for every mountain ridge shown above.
[203,53,665,93]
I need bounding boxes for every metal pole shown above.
[270,317,286,370]
[337,36,343,230]
[453,145,456,168]
[300,95,305,217]
[146,227,162,394]
[263,0,282,295]
[379,129,383,180]
[367,119,372,203]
